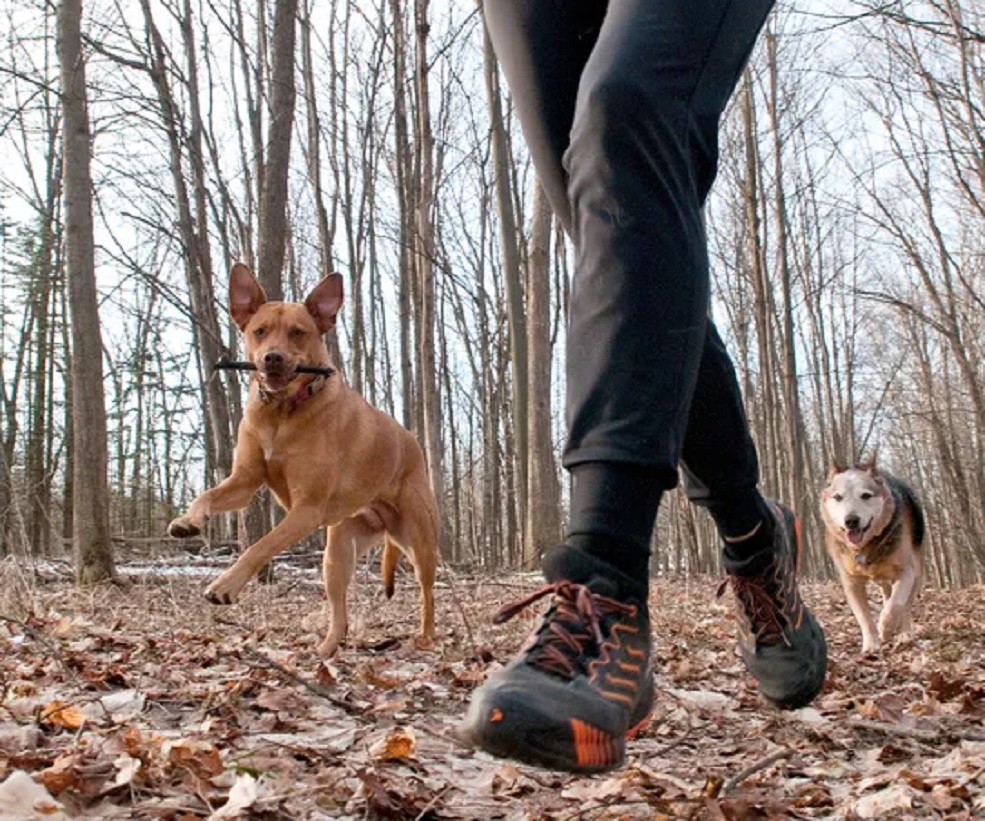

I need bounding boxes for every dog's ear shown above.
[859,447,879,473]
[229,263,267,330]
[305,273,344,334]
[829,460,846,477]
[860,458,880,477]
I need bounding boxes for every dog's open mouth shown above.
[845,524,868,545]
[259,369,294,392]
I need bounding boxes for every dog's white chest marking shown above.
[256,431,280,466]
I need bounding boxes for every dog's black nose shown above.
[845,514,860,530]
[264,351,285,367]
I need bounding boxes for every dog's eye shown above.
[833,493,843,502]
[860,492,873,500]
[254,327,267,339]
[289,327,306,339]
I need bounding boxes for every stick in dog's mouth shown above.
[214,356,336,377]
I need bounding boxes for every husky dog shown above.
[820,459,926,653]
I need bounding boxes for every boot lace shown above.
[718,555,798,647]
[494,582,638,680]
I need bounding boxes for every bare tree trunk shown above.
[26,220,56,556]
[256,0,297,300]
[246,0,300,573]
[389,0,417,434]
[765,30,807,522]
[525,182,560,565]
[482,18,528,548]
[739,68,781,494]
[300,0,335,278]
[58,0,116,584]
[413,0,446,553]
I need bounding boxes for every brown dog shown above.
[168,263,439,657]
[820,459,926,653]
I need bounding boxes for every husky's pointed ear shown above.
[829,459,847,476]
[860,448,880,475]
[305,273,344,334]
[229,263,267,330]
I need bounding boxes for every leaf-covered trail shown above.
[0,555,982,819]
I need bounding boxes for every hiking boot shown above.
[457,545,654,774]
[719,501,827,709]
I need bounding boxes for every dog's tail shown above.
[381,538,400,599]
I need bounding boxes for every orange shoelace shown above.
[718,557,798,646]
[493,582,637,679]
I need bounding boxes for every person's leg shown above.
[680,320,775,556]
[486,0,778,579]
[560,0,824,710]
[461,0,808,774]
[559,0,785,577]
[485,0,785,566]
[483,0,660,579]
[479,0,596,236]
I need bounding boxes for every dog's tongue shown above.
[846,528,864,545]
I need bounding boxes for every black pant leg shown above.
[483,0,777,559]
[562,0,776,483]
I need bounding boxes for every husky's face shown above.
[822,467,890,548]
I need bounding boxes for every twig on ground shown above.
[719,747,793,796]
[642,726,696,757]
[414,784,450,820]
[436,564,480,660]
[957,764,985,789]
[847,718,940,742]
[0,614,72,672]
[566,800,663,820]
[236,644,368,717]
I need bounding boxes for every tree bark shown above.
[413,0,447,552]
[525,181,561,565]
[256,0,298,299]
[300,0,335,279]
[57,0,116,583]
[389,0,416,434]
[138,0,236,495]
[739,68,781,494]
[482,17,529,547]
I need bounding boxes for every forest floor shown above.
[0,548,982,820]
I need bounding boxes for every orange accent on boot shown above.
[570,718,619,769]
[626,707,653,740]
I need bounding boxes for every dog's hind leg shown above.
[409,530,437,648]
[317,511,385,657]
[388,483,438,648]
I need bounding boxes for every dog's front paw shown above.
[168,517,202,539]
[861,636,881,654]
[315,629,346,658]
[413,634,436,651]
[878,605,903,643]
[205,572,242,606]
